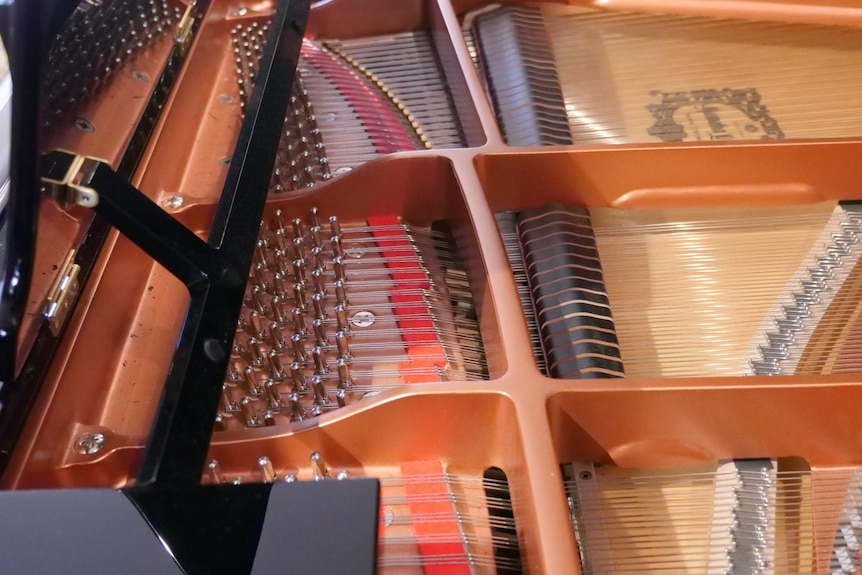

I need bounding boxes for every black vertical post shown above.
[134,0,310,486]
[0,0,42,404]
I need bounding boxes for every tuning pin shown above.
[290,333,307,362]
[334,305,349,333]
[252,262,268,291]
[311,451,328,481]
[335,330,350,359]
[271,272,288,298]
[252,285,267,313]
[312,346,327,374]
[254,239,268,267]
[288,392,305,422]
[271,296,286,324]
[292,283,307,312]
[272,209,286,234]
[244,366,261,396]
[293,237,307,263]
[265,323,284,352]
[312,319,327,347]
[265,380,282,409]
[336,358,352,389]
[334,280,348,307]
[221,384,237,413]
[207,460,225,484]
[249,337,265,366]
[310,247,326,271]
[309,226,323,249]
[274,227,288,251]
[292,307,307,335]
[311,266,325,295]
[330,235,344,259]
[259,456,276,483]
[227,360,242,383]
[250,311,266,339]
[241,397,258,426]
[329,215,341,239]
[311,375,328,405]
[293,258,307,284]
[267,350,285,379]
[336,390,347,408]
[311,293,327,321]
[274,249,291,276]
[290,361,307,391]
[333,257,346,283]
[292,217,305,239]
[309,207,320,228]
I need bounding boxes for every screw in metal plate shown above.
[74,118,95,133]
[162,195,184,209]
[219,156,232,167]
[217,94,235,104]
[579,471,593,481]
[75,432,106,455]
[334,166,352,176]
[131,70,149,82]
[350,311,376,328]
[382,506,395,527]
[232,6,248,16]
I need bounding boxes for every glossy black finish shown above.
[0,0,210,476]
[128,482,273,575]
[0,0,41,401]
[251,478,380,575]
[0,488,182,574]
[136,0,309,486]
[0,478,379,575]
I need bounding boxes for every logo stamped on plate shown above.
[647,88,784,142]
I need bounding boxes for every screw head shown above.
[131,70,149,82]
[232,6,248,16]
[217,94,235,104]
[579,471,593,481]
[75,432,106,455]
[74,118,95,133]
[219,156,232,167]
[162,195,184,209]
[350,311,376,328]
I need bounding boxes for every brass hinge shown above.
[40,152,101,210]
[174,6,195,56]
[43,250,81,337]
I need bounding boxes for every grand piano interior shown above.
[1,0,862,573]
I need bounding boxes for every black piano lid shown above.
[0,0,47,424]
[0,0,309,485]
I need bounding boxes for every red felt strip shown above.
[400,461,471,575]
[368,216,446,382]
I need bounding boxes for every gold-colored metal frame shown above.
[7,1,862,573]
